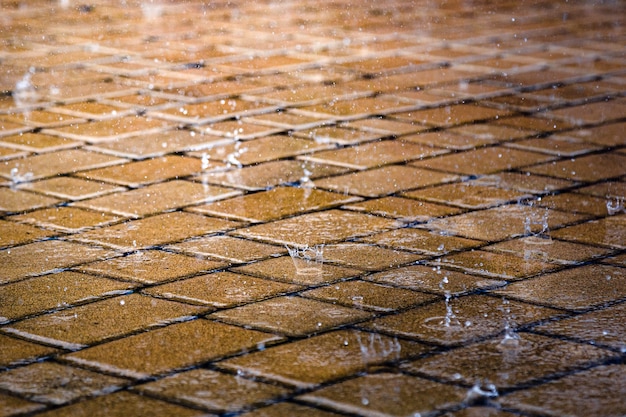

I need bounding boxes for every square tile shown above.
[16,177,125,201]
[235,402,344,417]
[65,319,282,379]
[11,206,123,232]
[0,132,80,152]
[209,296,372,337]
[0,187,61,214]
[45,116,173,142]
[551,215,626,249]
[493,264,626,312]
[311,243,423,271]
[0,392,44,416]
[525,153,626,182]
[404,182,529,209]
[294,126,387,146]
[0,219,56,247]
[217,329,430,388]
[167,235,283,263]
[392,103,511,127]
[0,334,58,368]
[343,196,463,222]
[359,227,483,255]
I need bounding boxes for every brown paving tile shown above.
[231,255,362,286]
[0,146,28,161]
[315,165,459,197]
[150,98,278,124]
[0,362,126,406]
[498,364,626,417]
[343,196,463,222]
[6,293,205,350]
[360,295,561,347]
[313,243,423,271]
[551,215,626,249]
[360,227,483,255]
[196,160,351,191]
[244,111,331,130]
[294,126,387,146]
[189,187,359,222]
[0,132,80,152]
[470,172,576,194]
[402,130,499,151]
[301,139,447,169]
[391,103,511,128]
[143,271,301,308]
[546,98,626,125]
[493,264,626,312]
[505,135,601,157]
[167,235,283,263]
[426,204,589,242]
[0,271,134,323]
[404,182,530,209]
[575,180,626,199]
[342,117,425,136]
[134,368,290,414]
[0,187,61,214]
[79,250,226,284]
[568,121,626,147]
[218,329,429,389]
[0,149,126,182]
[30,391,208,417]
[301,280,437,312]
[0,219,56,247]
[199,120,283,140]
[65,319,282,379]
[300,372,467,415]
[525,152,626,182]
[209,296,372,337]
[485,236,614,265]
[48,101,131,120]
[74,180,240,218]
[16,177,125,201]
[411,146,554,175]
[75,156,202,187]
[1,240,117,284]
[534,302,626,351]
[1,110,84,128]
[447,123,539,143]
[0,392,45,416]
[11,206,123,232]
[296,96,417,119]
[237,402,345,417]
[233,209,399,247]
[403,332,615,390]
[0,334,58,368]
[45,116,173,142]
[366,264,507,296]
[439,407,521,417]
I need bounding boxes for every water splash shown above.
[10,167,34,188]
[498,298,520,348]
[13,67,38,109]
[465,381,499,404]
[225,141,247,168]
[523,202,551,244]
[425,265,461,329]
[285,244,324,275]
[606,196,624,215]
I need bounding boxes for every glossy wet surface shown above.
[1,1,625,416]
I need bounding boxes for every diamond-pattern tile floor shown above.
[1,1,625,416]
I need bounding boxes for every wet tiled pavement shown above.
[1,0,625,416]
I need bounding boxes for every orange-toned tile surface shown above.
[1,1,625,416]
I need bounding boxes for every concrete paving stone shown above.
[359,294,561,347]
[301,279,438,312]
[48,101,132,120]
[231,255,362,286]
[254,84,368,106]
[166,235,283,263]
[567,121,626,147]
[0,271,134,323]
[162,79,266,100]
[28,391,209,417]
[525,152,626,182]
[15,176,125,201]
[198,120,283,140]
[0,334,58,368]
[233,209,400,247]
[315,165,459,197]
[0,392,45,416]
[64,319,282,379]
[403,182,530,209]
[498,364,626,417]
[402,332,616,390]
[300,139,448,169]
[295,96,418,120]
[11,206,123,233]
[149,98,279,124]
[134,368,290,413]
[0,132,81,152]
[217,329,430,389]
[299,372,467,417]
[209,296,372,337]
[391,103,512,128]
[0,149,126,182]
[410,146,554,175]
[1,110,84,128]
[550,215,626,249]
[237,402,345,417]
[0,219,56,247]
[504,136,602,157]
[0,188,61,214]
[73,179,241,218]
[310,242,423,271]
[533,302,626,352]
[359,227,483,255]
[244,111,333,130]
[45,115,173,142]
[5,293,205,350]
[0,147,28,161]
[341,117,426,136]
[426,204,589,242]
[189,186,360,223]
[494,115,575,133]
[467,172,576,194]
[195,160,351,191]
[602,253,626,267]
[71,211,241,250]
[0,240,117,284]
[439,407,522,417]
[574,180,626,200]
[143,271,302,309]
[74,155,203,187]
[0,362,127,405]
[365,264,507,296]
[294,126,387,146]
[343,196,463,222]
[401,130,500,151]
[79,249,226,284]
[493,264,626,312]
[87,129,230,159]
[484,236,614,265]
[546,98,626,126]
